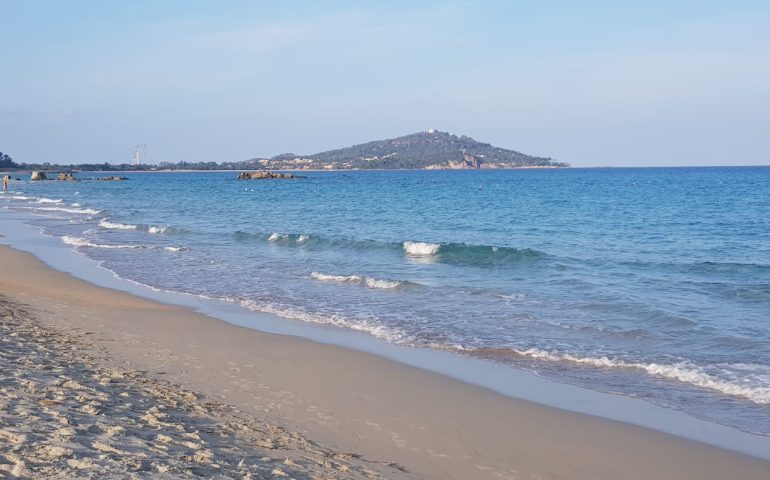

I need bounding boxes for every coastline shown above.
[1,244,769,478]
[2,166,568,175]
[5,166,770,176]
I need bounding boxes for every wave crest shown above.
[404,241,547,266]
[36,197,63,204]
[98,219,181,235]
[465,347,770,405]
[24,206,102,215]
[239,299,409,343]
[99,218,138,230]
[236,231,548,267]
[403,241,440,256]
[310,271,410,289]
[61,235,148,250]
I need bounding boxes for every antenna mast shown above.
[132,144,149,165]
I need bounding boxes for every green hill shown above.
[251,130,566,170]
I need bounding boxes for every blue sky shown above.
[1,0,768,166]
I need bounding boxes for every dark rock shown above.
[238,171,301,180]
[97,176,129,181]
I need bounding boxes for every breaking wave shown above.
[463,346,770,405]
[402,241,440,256]
[36,197,63,204]
[310,271,415,290]
[61,235,149,250]
[235,231,548,266]
[99,218,138,230]
[238,299,410,344]
[267,232,287,242]
[97,219,182,235]
[403,240,548,266]
[24,206,102,215]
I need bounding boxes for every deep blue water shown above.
[2,167,769,435]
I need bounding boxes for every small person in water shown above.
[2,175,9,191]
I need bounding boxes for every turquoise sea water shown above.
[2,167,769,435]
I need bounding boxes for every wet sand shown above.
[1,244,769,479]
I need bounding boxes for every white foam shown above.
[148,226,169,234]
[36,197,62,204]
[164,246,189,252]
[99,218,138,230]
[403,241,441,256]
[239,299,409,343]
[297,234,310,244]
[267,232,287,242]
[511,348,770,405]
[28,206,101,215]
[311,272,362,283]
[363,277,402,289]
[11,195,33,200]
[71,203,81,207]
[310,271,403,289]
[495,293,527,301]
[61,235,146,250]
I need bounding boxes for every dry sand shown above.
[0,299,400,479]
[1,244,769,479]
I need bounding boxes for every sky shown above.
[1,0,769,167]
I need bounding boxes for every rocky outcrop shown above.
[57,173,77,181]
[463,153,480,169]
[30,171,47,181]
[97,176,129,181]
[238,171,299,180]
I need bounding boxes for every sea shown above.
[2,167,769,436]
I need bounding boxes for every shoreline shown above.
[4,165,770,176]
[3,207,770,457]
[1,239,769,476]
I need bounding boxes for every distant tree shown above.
[0,152,18,168]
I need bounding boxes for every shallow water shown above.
[2,167,769,435]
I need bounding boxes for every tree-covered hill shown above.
[255,130,567,170]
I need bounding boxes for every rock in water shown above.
[30,171,47,181]
[238,171,270,179]
[238,171,298,180]
[57,173,77,181]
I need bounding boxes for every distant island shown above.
[241,130,566,170]
[3,130,567,172]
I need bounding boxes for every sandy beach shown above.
[1,244,769,479]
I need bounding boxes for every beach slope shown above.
[1,245,768,479]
